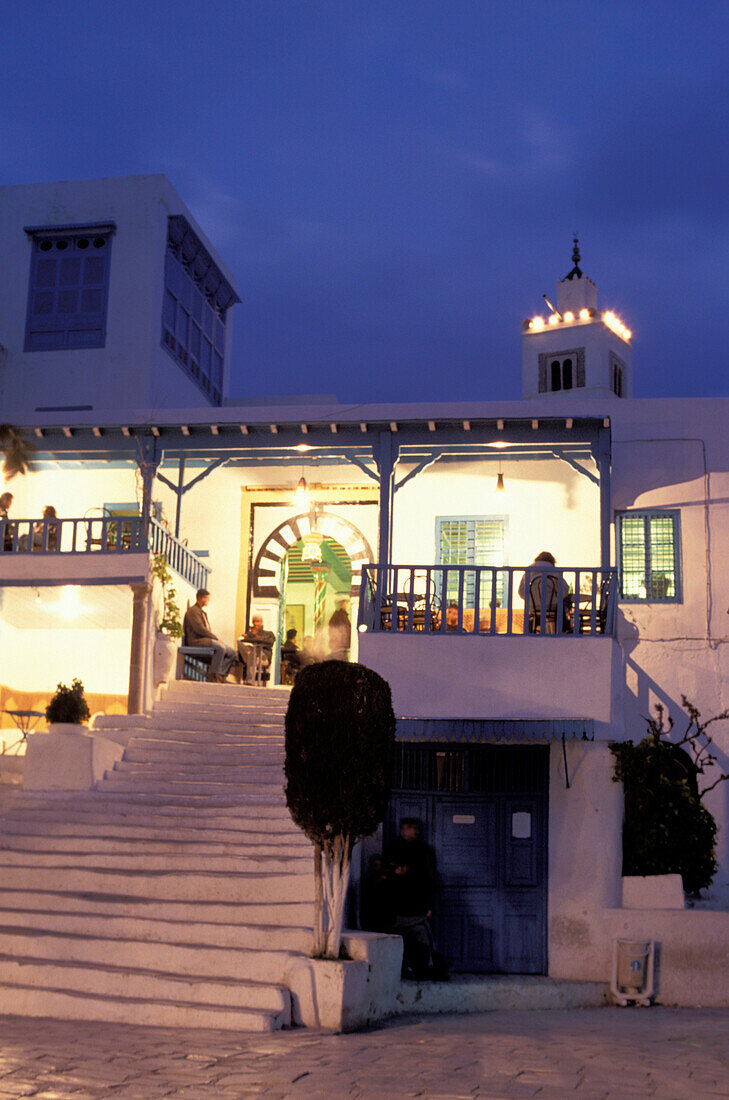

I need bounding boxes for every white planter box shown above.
[622,875,685,909]
[284,931,403,1031]
[24,725,124,791]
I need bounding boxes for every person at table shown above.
[445,603,460,631]
[238,614,276,684]
[32,505,58,550]
[518,551,572,633]
[0,492,13,551]
[183,588,239,682]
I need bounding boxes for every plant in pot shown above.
[151,553,183,685]
[45,679,91,732]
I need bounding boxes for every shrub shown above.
[151,553,183,638]
[611,698,729,895]
[45,679,91,725]
[285,660,396,958]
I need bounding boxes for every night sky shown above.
[3,2,728,405]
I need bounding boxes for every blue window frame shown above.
[617,510,682,602]
[162,216,239,407]
[24,224,114,351]
[436,516,507,605]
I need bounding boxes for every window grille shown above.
[161,216,239,406]
[617,510,681,602]
[24,225,114,350]
[437,516,506,605]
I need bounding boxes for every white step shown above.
[0,834,311,855]
[0,888,314,927]
[110,761,285,778]
[0,850,312,873]
[0,906,313,952]
[0,820,304,843]
[0,981,286,1031]
[94,778,285,797]
[0,928,297,985]
[0,865,313,903]
[0,684,316,1033]
[0,953,289,1015]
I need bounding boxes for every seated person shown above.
[518,551,572,633]
[281,628,301,676]
[0,491,13,551]
[445,602,460,631]
[183,588,239,681]
[33,505,58,550]
[238,615,276,684]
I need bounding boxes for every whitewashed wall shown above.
[0,175,236,413]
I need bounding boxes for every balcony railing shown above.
[359,564,617,637]
[148,519,210,591]
[1,516,210,590]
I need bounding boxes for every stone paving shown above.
[0,1007,728,1099]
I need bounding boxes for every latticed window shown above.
[24,225,114,350]
[617,511,681,601]
[437,516,507,605]
[162,216,239,406]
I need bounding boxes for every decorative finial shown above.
[564,233,583,280]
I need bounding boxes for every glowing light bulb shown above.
[548,314,559,325]
[579,308,590,320]
[563,311,574,322]
[294,476,310,509]
[531,316,545,330]
[624,328,632,340]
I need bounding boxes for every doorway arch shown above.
[252,511,373,599]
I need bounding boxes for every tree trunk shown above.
[313,841,325,956]
[321,833,351,959]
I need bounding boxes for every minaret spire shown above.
[564,234,583,280]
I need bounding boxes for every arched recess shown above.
[253,512,373,599]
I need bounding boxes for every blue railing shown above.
[149,519,210,590]
[0,515,210,590]
[359,564,617,637]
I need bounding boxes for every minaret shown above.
[521,238,632,399]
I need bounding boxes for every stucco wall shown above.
[359,634,623,735]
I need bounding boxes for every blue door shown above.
[384,745,548,973]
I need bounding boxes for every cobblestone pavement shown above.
[0,1008,728,1099]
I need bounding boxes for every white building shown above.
[1,175,728,999]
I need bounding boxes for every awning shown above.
[395,718,594,743]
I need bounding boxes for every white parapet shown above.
[23,726,124,791]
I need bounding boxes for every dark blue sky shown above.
[3,1,728,404]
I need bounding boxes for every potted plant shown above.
[283,660,402,1029]
[45,678,91,732]
[25,677,123,791]
[151,553,183,685]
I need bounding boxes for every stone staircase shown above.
[0,681,315,1031]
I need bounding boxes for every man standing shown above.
[328,598,351,660]
[183,588,238,682]
[238,614,276,684]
